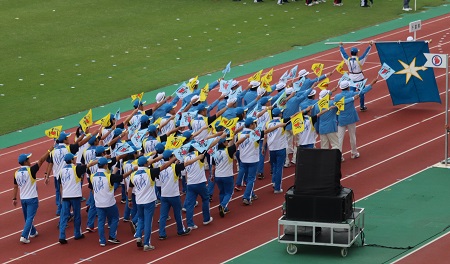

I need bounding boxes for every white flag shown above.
[424,53,447,69]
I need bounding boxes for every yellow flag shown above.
[165,135,186,150]
[318,93,330,111]
[311,63,324,77]
[335,60,347,74]
[131,92,144,102]
[317,77,330,90]
[199,83,209,101]
[334,96,345,115]
[44,125,63,139]
[220,117,239,130]
[187,76,198,91]
[260,75,272,93]
[228,128,235,139]
[79,109,93,132]
[95,113,111,127]
[247,70,263,82]
[291,112,305,135]
[209,117,222,134]
[153,117,163,126]
[262,68,273,83]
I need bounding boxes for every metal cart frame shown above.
[277,207,365,257]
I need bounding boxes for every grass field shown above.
[0,0,447,135]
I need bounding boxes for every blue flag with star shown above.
[375,41,441,105]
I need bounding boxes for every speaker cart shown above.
[277,207,365,257]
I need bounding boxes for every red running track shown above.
[0,14,449,264]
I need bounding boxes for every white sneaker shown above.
[402,7,411,11]
[351,152,360,159]
[274,189,284,194]
[143,245,155,251]
[20,237,30,244]
[284,162,291,168]
[203,217,213,225]
[29,231,38,238]
[188,225,198,230]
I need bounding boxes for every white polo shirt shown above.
[90,169,116,208]
[14,165,39,200]
[59,164,83,198]
[130,167,160,204]
[238,129,259,163]
[184,151,206,185]
[266,118,287,151]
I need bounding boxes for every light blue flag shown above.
[378,63,396,80]
[175,82,191,99]
[279,70,289,83]
[272,91,287,109]
[113,141,135,156]
[219,80,231,94]
[338,73,352,84]
[293,77,305,92]
[128,120,140,136]
[180,111,197,127]
[173,144,191,162]
[131,129,147,149]
[289,65,298,79]
[191,138,214,153]
[354,79,367,91]
[222,61,231,74]
[249,129,262,143]
[115,108,120,121]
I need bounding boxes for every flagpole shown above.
[445,54,449,166]
[325,40,425,45]
[325,42,369,45]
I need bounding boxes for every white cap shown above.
[286,87,294,95]
[191,95,200,104]
[227,97,237,105]
[257,87,266,96]
[406,36,414,41]
[156,92,166,103]
[339,80,350,89]
[308,90,317,97]
[250,80,261,88]
[275,82,286,91]
[319,90,329,99]
[298,69,309,78]
[189,78,199,85]
[230,80,239,88]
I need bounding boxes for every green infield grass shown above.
[0,0,446,135]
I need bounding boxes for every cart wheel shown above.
[287,244,297,255]
[341,248,348,257]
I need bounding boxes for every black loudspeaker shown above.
[294,148,342,196]
[285,187,354,222]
